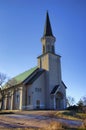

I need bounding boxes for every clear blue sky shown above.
[0,0,86,103]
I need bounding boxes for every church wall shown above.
[48,54,62,109]
[2,89,13,110]
[49,53,62,90]
[38,54,49,70]
[12,88,20,109]
[60,83,67,109]
[12,85,23,110]
[22,84,26,108]
[56,83,66,109]
[38,53,63,109]
[23,84,32,110]
[1,84,23,110]
[38,55,52,109]
[26,72,46,110]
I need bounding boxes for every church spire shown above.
[43,11,53,37]
[41,12,56,54]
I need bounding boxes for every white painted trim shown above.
[22,104,45,110]
[54,86,60,95]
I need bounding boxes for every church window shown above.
[35,88,42,92]
[36,100,40,109]
[16,95,19,103]
[35,88,37,92]
[47,45,50,51]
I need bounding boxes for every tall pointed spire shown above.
[43,11,53,37]
[41,11,56,54]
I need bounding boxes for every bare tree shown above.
[77,96,86,107]
[0,73,7,110]
[77,99,84,112]
[0,72,19,110]
[82,96,86,106]
[5,78,17,89]
[0,73,6,87]
[67,96,75,107]
[77,99,84,106]
[77,96,86,113]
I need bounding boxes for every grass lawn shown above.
[54,110,86,120]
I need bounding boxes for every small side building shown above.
[0,12,67,110]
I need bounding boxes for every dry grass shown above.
[84,119,86,128]
[79,119,86,129]
[76,113,86,120]
[54,110,86,121]
[0,110,85,130]
[47,121,63,130]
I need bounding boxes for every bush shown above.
[82,106,86,113]
[67,105,78,112]
[67,105,86,113]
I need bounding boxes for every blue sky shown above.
[0,0,86,103]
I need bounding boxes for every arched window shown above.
[47,45,50,52]
[17,95,19,103]
[52,45,55,53]
[43,45,45,53]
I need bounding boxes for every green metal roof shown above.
[14,66,38,84]
[2,66,38,89]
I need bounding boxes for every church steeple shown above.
[43,11,53,37]
[41,12,56,54]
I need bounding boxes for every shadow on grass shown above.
[0,129,39,130]
[0,111,14,115]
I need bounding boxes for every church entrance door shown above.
[56,98,61,110]
[36,100,40,109]
[56,92,63,110]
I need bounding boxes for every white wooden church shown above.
[0,12,67,110]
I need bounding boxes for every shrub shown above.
[67,105,78,112]
[67,105,86,113]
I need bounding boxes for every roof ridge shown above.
[24,69,45,85]
[14,66,38,79]
[2,66,38,90]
